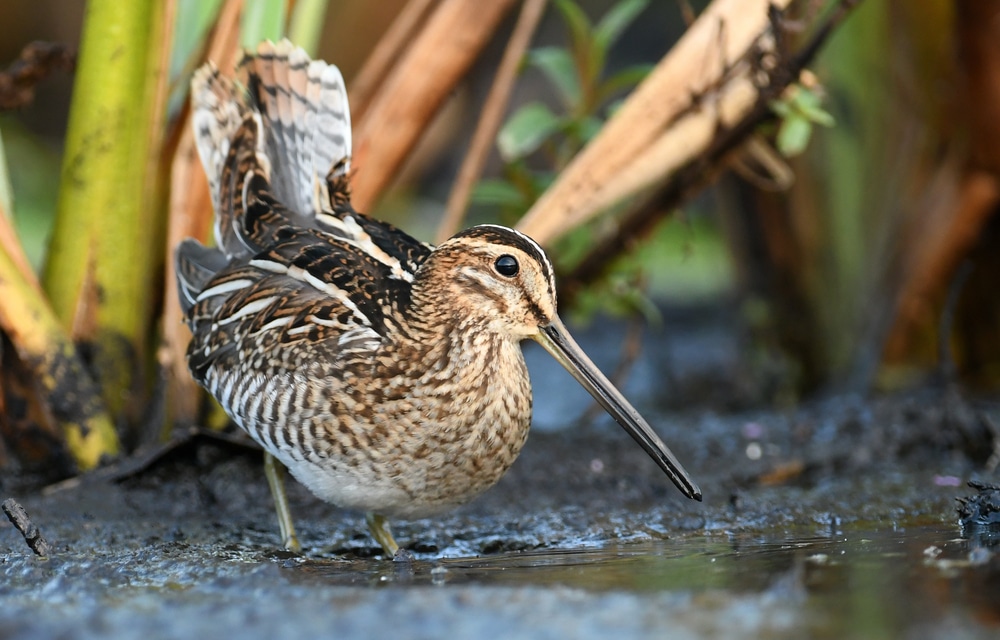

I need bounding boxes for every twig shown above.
[2,498,52,557]
[437,0,549,243]
[0,41,74,111]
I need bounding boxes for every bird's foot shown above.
[366,512,402,558]
[392,547,415,563]
[264,452,301,553]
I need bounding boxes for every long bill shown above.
[535,317,702,502]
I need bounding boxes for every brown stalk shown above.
[515,0,795,247]
[348,0,440,123]
[160,0,243,430]
[350,0,518,213]
[436,0,548,243]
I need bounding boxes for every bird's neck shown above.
[387,277,525,395]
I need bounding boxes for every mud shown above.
[2,313,999,638]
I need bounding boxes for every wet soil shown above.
[2,314,1000,638]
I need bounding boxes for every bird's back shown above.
[177,39,431,305]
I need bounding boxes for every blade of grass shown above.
[241,0,286,48]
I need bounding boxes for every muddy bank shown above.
[4,387,987,555]
[2,302,999,638]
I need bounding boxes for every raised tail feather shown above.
[240,40,353,220]
[189,39,353,260]
[178,40,432,329]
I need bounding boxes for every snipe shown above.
[176,40,701,557]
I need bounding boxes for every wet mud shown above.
[2,315,1000,638]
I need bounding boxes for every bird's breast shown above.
[217,332,536,519]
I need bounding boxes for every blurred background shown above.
[1,0,997,473]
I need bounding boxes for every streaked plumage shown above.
[177,40,700,555]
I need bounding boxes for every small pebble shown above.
[430,565,448,585]
[968,547,992,566]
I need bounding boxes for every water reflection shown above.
[293,523,1000,636]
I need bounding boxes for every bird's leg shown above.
[365,512,401,556]
[264,452,301,553]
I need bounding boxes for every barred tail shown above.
[239,40,353,220]
[189,40,354,262]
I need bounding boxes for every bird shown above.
[176,40,701,558]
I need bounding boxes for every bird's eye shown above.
[494,254,519,277]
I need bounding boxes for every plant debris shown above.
[2,497,51,557]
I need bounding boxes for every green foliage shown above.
[0,120,60,269]
[476,0,651,214]
[497,102,564,162]
[288,0,330,57]
[241,0,286,49]
[168,0,224,116]
[560,214,732,326]
[769,82,835,157]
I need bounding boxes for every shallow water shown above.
[3,375,999,638]
[2,500,998,639]
[288,521,999,638]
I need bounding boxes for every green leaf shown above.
[288,0,330,56]
[528,47,581,108]
[497,102,564,162]
[173,0,224,78]
[769,99,793,118]
[168,0,225,117]
[772,85,836,127]
[553,0,593,54]
[471,179,529,209]
[594,0,648,56]
[567,115,604,145]
[776,116,813,157]
[553,0,596,91]
[792,88,834,125]
[598,62,654,102]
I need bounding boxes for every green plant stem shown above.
[288,0,330,56]
[44,0,167,419]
